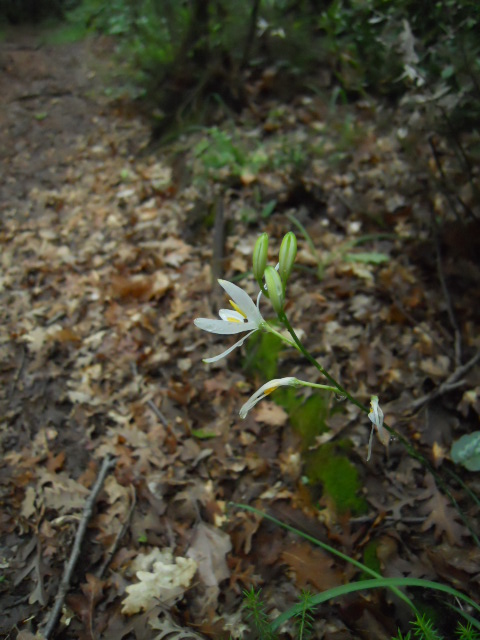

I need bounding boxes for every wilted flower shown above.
[194,279,265,363]
[367,395,389,461]
[239,377,299,419]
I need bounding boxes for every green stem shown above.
[278,311,367,412]
[234,503,418,616]
[298,380,338,393]
[263,321,301,352]
[278,310,480,548]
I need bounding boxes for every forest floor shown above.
[1,26,480,640]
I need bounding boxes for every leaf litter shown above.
[0,30,480,640]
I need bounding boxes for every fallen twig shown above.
[410,349,480,412]
[41,454,116,639]
[146,398,168,427]
[430,205,463,367]
[96,485,136,579]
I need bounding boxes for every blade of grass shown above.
[271,578,480,632]
[232,503,417,613]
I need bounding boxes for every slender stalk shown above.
[277,309,480,548]
[235,504,418,615]
[263,322,300,351]
[278,310,367,412]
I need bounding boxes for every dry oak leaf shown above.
[121,549,197,615]
[281,541,344,592]
[111,273,170,301]
[253,402,288,427]
[420,481,467,545]
[186,522,231,587]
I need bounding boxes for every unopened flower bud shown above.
[253,232,269,284]
[264,265,284,314]
[278,232,297,284]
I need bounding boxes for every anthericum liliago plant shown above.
[194,231,388,460]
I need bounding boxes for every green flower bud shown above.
[278,231,297,284]
[253,232,269,284]
[264,265,284,314]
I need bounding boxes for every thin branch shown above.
[42,454,116,639]
[146,398,168,427]
[428,135,461,222]
[241,0,261,70]
[96,485,136,579]
[390,293,452,358]
[430,203,462,367]
[410,349,480,412]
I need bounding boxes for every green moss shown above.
[243,331,284,380]
[305,442,367,515]
[361,540,381,580]
[289,393,330,449]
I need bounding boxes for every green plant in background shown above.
[194,230,480,638]
[243,588,276,640]
[451,432,480,471]
[234,506,480,639]
[193,126,270,185]
[287,212,391,280]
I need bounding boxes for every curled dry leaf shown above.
[121,549,197,615]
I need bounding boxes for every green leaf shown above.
[361,540,382,580]
[191,429,217,440]
[451,432,480,471]
[243,331,283,380]
[344,252,390,264]
[271,577,480,632]
[261,200,277,219]
[290,393,330,448]
[305,442,368,515]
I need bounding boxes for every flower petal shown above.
[239,377,298,419]
[218,309,246,323]
[367,425,375,462]
[202,329,258,363]
[367,396,389,459]
[218,279,264,325]
[194,318,258,335]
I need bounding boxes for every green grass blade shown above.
[271,578,480,632]
[232,503,417,613]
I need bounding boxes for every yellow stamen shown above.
[229,300,247,318]
[227,317,242,323]
[264,386,278,396]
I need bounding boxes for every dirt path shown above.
[1,26,479,640]
[0,30,138,219]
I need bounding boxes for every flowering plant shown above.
[194,231,391,460]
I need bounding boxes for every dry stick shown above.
[428,135,462,222]
[9,344,26,402]
[211,195,225,286]
[279,311,480,547]
[410,349,480,412]
[431,210,463,368]
[146,398,168,427]
[96,485,136,580]
[42,454,116,640]
[390,293,452,357]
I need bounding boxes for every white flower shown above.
[239,377,298,419]
[194,279,265,363]
[367,395,389,461]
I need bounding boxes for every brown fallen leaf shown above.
[281,540,344,591]
[253,402,288,427]
[111,273,170,301]
[186,522,231,587]
[420,475,467,545]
